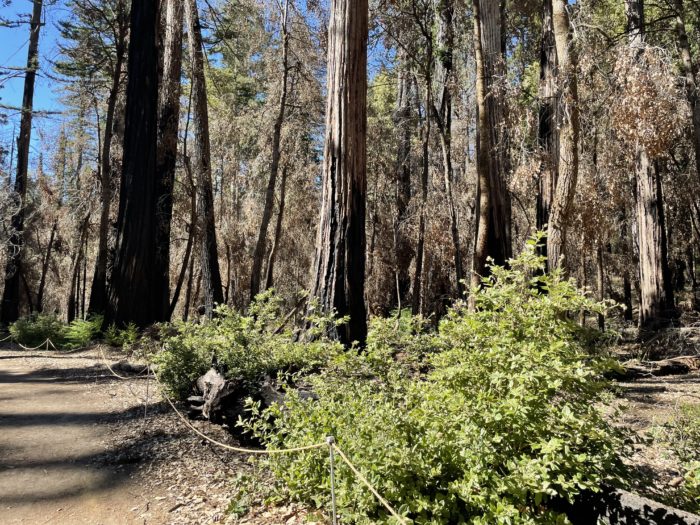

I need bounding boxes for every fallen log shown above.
[613,357,699,379]
[191,368,236,421]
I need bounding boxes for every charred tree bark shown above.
[472,0,511,290]
[88,0,128,316]
[67,214,90,323]
[1,0,43,323]
[393,56,413,312]
[108,0,170,327]
[250,0,290,301]
[264,165,288,290]
[185,0,225,318]
[311,0,369,346]
[626,0,675,331]
[434,0,464,296]
[36,221,57,312]
[547,0,579,272]
[537,0,558,258]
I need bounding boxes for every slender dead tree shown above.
[1,0,43,323]
[264,165,289,290]
[185,0,225,317]
[250,0,290,301]
[311,0,369,346]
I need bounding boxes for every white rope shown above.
[0,334,14,343]
[16,338,52,351]
[331,444,408,524]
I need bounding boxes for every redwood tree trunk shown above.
[311,0,369,346]
[108,0,170,327]
[1,0,43,323]
[471,0,511,289]
[250,0,290,301]
[185,0,225,317]
[626,0,675,331]
[546,0,579,272]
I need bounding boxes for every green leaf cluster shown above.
[241,238,627,524]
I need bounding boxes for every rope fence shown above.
[93,350,408,525]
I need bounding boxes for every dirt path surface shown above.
[0,346,169,524]
[0,345,323,525]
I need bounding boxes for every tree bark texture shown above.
[108,0,170,327]
[546,0,579,272]
[1,0,43,323]
[626,0,675,331]
[537,0,558,254]
[185,0,225,318]
[265,165,288,291]
[311,0,369,346]
[471,0,511,289]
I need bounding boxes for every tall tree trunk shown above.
[471,0,511,290]
[1,0,43,323]
[264,165,288,290]
[434,0,464,296]
[311,0,369,346]
[250,0,290,301]
[672,0,700,188]
[412,78,431,316]
[546,0,579,271]
[393,55,413,311]
[537,0,558,258]
[626,0,675,331]
[108,0,170,327]
[88,1,128,315]
[185,0,225,318]
[67,215,90,323]
[170,168,197,317]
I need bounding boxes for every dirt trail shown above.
[0,347,166,524]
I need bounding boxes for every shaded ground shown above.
[0,345,323,524]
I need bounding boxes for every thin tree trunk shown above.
[185,0,225,318]
[1,0,43,323]
[547,0,579,271]
[36,221,57,312]
[169,165,197,317]
[434,0,464,296]
[183,254,196,321]
[250,0,290,301]
[596,243,605,330]
[67,215,90,323]
[672,0,700,188]
[471,0,511,291]
[311,0,369,346]
[89,1,128,315]
[393,55,413,311]
[537,0,558,258]
[108,0,170,327]
[412,78,431,316]
[265,165,288,290]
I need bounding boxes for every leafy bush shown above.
[63,315,103,349]
[153,290,344,399]
[10,313,66,347]
[242,240,627,524]
[664,403,700,512]
[104,322,139,349]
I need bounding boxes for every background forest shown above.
[1,0,698,335]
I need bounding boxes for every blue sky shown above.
[1,0,67,169]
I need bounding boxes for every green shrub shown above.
[10,313,66,347]
[104,322,139,349]
[153,290,344,399]
[63,315,103,349]
[664,403,700,512]
[242,239,627,524]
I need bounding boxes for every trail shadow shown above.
[0,364,149,385]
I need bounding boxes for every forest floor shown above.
[0,338,698,524]
[0,344,321,525]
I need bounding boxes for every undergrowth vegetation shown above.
[231,241,629,524]
[9,313,102,349]
[663,403,700,513]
